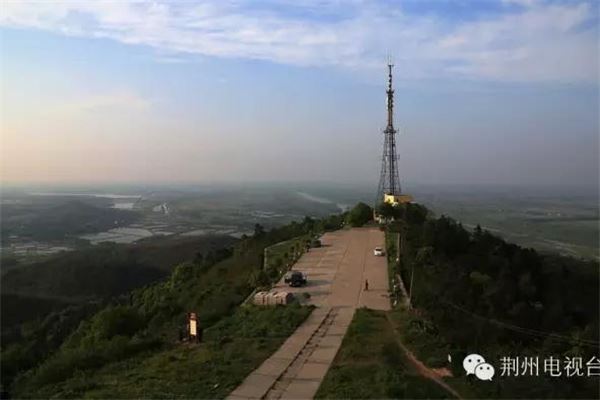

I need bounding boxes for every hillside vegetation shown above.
[2,235,236,302]
[1,234,236,392]
[20,305,312,399]
[5,214,344,398]
[317,308,449,399]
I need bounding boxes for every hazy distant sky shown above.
[1,0,598,187]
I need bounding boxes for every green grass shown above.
[316,308,451,399]
[386,308,478,398]
[17,304,313,399]
[260,234,314,289]
[385,230,399,299]
[264,234,312,270]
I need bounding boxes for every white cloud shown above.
[0,0,597,83]
[501,0,540,7]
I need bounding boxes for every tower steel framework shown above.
[376,63,402,203]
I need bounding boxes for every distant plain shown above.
[1,182,598,263]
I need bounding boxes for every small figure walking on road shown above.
[365,279,369,291]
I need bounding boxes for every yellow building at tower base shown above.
[383,193,413,206]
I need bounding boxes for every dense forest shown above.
[381,203,599,398]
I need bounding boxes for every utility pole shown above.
[408,261,415,305]
[396,231,401,266]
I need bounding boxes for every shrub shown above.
[346,202,373,227]
[90,306,146,341]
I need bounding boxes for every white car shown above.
[373,247,385,256]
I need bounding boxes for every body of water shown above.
[80,227,153,244]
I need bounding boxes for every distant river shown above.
[30,192,141,199]
[30,192,141,210]
[112,202,136,210]
[296,192,349,212]
[80,227,153,245]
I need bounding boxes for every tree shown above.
[249,269,269,288]
[415,246,434,266]
[346,202,374,227]
[253,223,265,237]
[404,203,428,225]
[90,306,145,341]
[376,202,396,220]
[302,216,315,230]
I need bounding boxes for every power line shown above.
[438,300,600,348]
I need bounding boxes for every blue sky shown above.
[0,0,598,187]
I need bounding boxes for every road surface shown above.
[228,227,390,400]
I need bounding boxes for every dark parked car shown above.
[284,271,307,287]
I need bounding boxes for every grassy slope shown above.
[386,308,475,398]
[20,305,312,399]
[264,234,312,277]
[316,308,449,399]
[266,235,311,265]
[386,301,600,400]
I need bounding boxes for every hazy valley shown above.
[3,183,597,267]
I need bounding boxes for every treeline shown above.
[2,235,238,301]
[5,213,344,397]
[384,203,599,398]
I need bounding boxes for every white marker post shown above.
[189,312,198,343]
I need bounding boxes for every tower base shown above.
[383,193,413,206]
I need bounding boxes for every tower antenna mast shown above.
[376,61,402,203]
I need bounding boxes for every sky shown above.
[0,0,598,188]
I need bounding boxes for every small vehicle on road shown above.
[373,247,385,256]
[284,271,307,287]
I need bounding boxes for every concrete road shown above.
[228,227,390,400]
